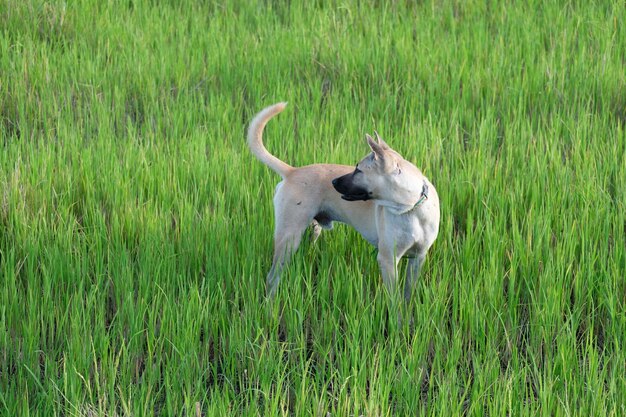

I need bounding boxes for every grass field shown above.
[1,0,625,415]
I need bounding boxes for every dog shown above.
[247,102,440,300]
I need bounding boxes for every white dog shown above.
[248,103,440,300]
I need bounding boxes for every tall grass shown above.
[1,0,624,415]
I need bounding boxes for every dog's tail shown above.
[247,102,293,179]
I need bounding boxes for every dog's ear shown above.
[366,133,385,158]
[374,131,390,150]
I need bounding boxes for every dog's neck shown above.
[377,179,429,216]
[412,182,429,209]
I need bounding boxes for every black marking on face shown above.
[332,170,371,201]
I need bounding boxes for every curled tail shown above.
[247,102,293,178]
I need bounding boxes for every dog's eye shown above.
[395,166,402,175]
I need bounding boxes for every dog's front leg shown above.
[404,253,426,301]
[378,248,411,326]
[377,249,400,298]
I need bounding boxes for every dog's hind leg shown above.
[266,219,309,298]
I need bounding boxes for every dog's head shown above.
[332,132,421,207]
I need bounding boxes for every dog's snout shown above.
[332,178,339,186]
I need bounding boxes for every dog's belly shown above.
[316,204,379,247]
[355,229,379,247]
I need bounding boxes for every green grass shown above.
[1,0,625,415]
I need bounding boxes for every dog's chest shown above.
[376,207,426,247]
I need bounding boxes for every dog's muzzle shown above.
[332,173,371,201]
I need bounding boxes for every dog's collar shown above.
[413,181,429,209]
